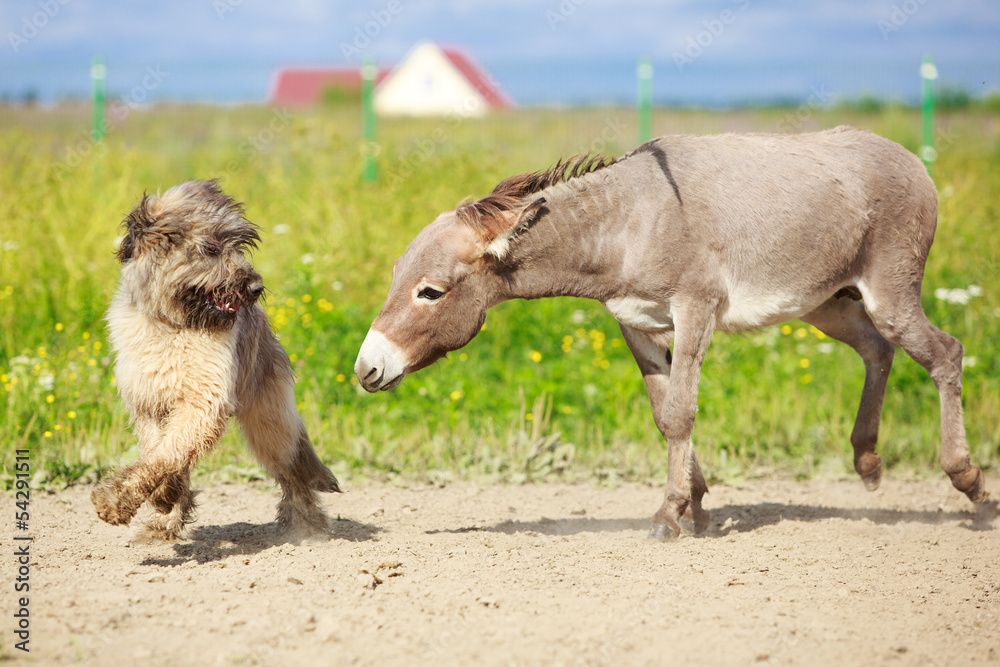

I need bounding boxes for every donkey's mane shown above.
[456,153,615,233]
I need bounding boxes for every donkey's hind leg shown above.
[857,279,986,503]
[801,294,895,490]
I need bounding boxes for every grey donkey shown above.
[355,127,988,541]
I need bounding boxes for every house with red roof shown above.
[269,66,390,106]
[269,42,513,116]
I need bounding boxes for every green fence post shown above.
[637,57,653,145]
[91,54,106,143]
[919,54,937,175]
[361,56,378,183]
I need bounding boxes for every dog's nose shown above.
[248,279,264,299]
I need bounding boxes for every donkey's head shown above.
[354,196,548,392]
[356,155,613,392]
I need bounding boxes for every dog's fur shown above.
[91,180,340,540]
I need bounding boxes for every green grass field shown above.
[1,103,998,489]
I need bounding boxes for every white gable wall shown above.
[374,42,488,117]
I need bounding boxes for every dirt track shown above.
[3,474,999,666]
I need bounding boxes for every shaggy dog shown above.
[91,180,339,540]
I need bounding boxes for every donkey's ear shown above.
[116,194,157,263]
[483,197,548,259]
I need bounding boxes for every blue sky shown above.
[2,0,998,104]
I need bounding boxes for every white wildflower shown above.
[272,224,290,235]
[934,288,970,305]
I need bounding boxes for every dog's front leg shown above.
[92,404,230,526]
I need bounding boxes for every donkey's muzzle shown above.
[355,328,407,392]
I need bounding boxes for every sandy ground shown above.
[3,474,999,666]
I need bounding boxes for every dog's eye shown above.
[205,242,222,256]
[417,286,445,301]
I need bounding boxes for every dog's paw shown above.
[133,521,185,543]
[91,483,137,526]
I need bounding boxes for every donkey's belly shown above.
[604,296,674,332]
[715,288,824,332]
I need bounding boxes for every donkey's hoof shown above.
[964,469,988,504]
[858,455,883,491]
[683,506,711,535]
[693,509,711,535]
[861,466,882,492]
[647,523,680,542]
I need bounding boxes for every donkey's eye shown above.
[205,241,222,256]
[418,286,445,301]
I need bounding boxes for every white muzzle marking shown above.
[355,328,408,392]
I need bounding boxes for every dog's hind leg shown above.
[238,360,340,535]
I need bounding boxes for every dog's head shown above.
[117,180,265,330]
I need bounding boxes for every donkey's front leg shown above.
[621,302,717,541]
